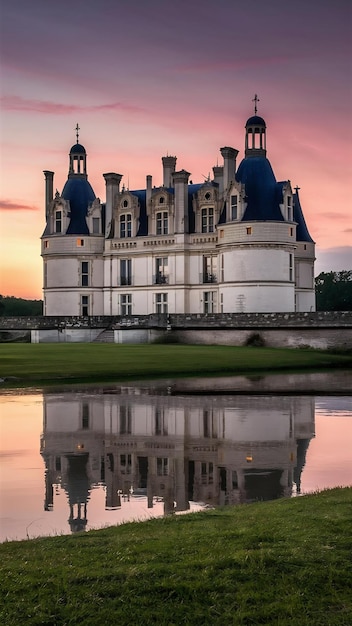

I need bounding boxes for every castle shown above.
[41,105,315,316]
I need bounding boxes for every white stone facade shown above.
[42,113,316,315]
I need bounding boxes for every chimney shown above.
[220,147,238,192]
[146,174,152,214]
[212,165,224,195]
[103,172,123,237]
[162,156,177,188]
[43,170,54,220]
[173,169,190,234]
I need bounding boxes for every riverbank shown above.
[0,487,351,625]
[0,344,351,388]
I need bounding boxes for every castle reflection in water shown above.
[40,389,315,533]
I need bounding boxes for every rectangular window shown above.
[155,408,167,435]
[155,293,168,314]
[81,295,89,316]
[202,255,217,283]
[92,217,100,234]
[120,214,132,238]
[290,227,294,237]
[44,240,49,249]
[156,211,168,235]
[120,259,132,285]
[221,254,224,282]
[120,454,132,474]
[77,239,85,247]
[220,292,224,313]
[246,227,252,235]
[55,210,62,233]
[231,195,238,220]
[120,294,132,316]
[81,261,89,287]
[119,406,132,434]
[201,207,214,233]
[155,257,168,284]
[82,403,89,429]
[289,254,293,282]
[157,457,168,476]
[287,196,292,221]
[203,291,216,314]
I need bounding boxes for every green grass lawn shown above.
[0,343,351,387]
[0,488,351,625]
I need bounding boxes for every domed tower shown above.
[41,126,105,317]
[217,97,314,312]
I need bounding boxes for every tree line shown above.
[0,271,351,315]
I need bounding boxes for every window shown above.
[290,227,294,237]
[81,295,89,316]
[155,257,168,284]
[55,210,62,233]
[156,211,168,235]
[246,227,252,235]
[82,404,89,429]
[220,292,224,313]
[220,254,224,282]
[120,294,132,316]
[202,256,217,283]
[159,196,164,204]
[155,293,168,314]
[287,196,292,221]
[231,195,238,220]
[203,291,216,314]
[119,406,132,434]
[203,409,216,438]
[120,454,131,474]
[77,239,85,247]
[81,261,89,287]
[43,261,47,288]
[289,254,293,281]
[155,408,167,435]
[120,259,132,285]
[120,214,132,238]
[157,458,168,476]
[123,200,129,208]
[201,207,214,233]
[44,240,49,249]
[92,217,100,234]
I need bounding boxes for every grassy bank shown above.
[0,488,351,625]
[0,343,351,387]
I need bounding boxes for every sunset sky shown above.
[1,0,351,299]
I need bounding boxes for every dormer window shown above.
[55,210,62,233]
[120,214,132,238]
[159,196,165,204]
[201,208,214,233]
[156,211,168,235]
[205,192,211,201]
[287,196,292,221]
[123,200,129,208]
[231,195,238,220]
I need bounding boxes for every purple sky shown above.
[0,0,351,298]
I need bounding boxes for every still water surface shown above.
[0,378,351,542]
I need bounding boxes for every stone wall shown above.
[0,312,351,348]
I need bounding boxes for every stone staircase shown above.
[92,329,115,343]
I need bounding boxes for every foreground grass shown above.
[0,343,351,387]
[0,488,351,625]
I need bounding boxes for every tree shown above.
[0,296,43,316]
[315,271,352,311]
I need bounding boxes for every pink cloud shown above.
[0,199,39,212]
[0,96,146,115]
[319,212,349,220]
[174,54,297,74]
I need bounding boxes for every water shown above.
[0,376,351,542]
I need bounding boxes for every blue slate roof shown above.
[70,143,86,154]
[293,189,314,242]
[62,178,95,235]
[246,115,266,127]
[235,157,285,221]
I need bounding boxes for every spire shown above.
[75,123,80,144]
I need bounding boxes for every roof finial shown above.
[75,123,80,144]
[252,94,260,115]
